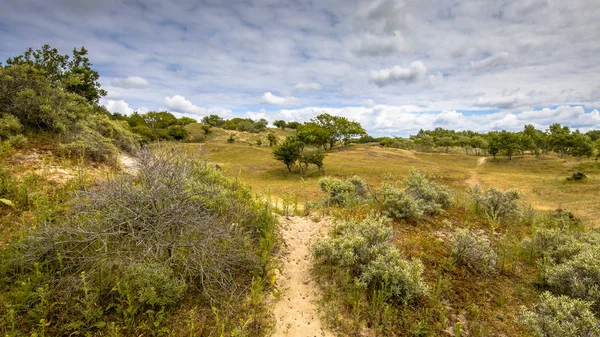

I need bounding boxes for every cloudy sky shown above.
[1,0,599,136]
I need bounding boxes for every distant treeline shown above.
[109,111,196,142]
[201,114,269,133]
[371,125,600,159]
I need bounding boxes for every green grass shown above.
[195,141,600,225]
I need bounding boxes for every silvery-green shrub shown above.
[404,170,453,215]
[380,184,423,219]
[520,292,600,337]
[544,247,600,307]
[452,228,498,275]
[469,185,521,223]
[360,248,429,304]
[318,175,368,207]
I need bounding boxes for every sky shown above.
[1,0,599,136]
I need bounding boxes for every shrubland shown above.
[0,146,278,336]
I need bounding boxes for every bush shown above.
[1,146,277,335]
[469,184,521,223]
[404,170,453,216]
[318,176,368,207]
[380,184,423,219]
[567,172,587,181]
[313,217,428,304]
[0,114,23,139]
[360,248,429,304]
[520,292,600,337]
[544,247,600,307]
[452,228,498,275]
[119,263,186,309]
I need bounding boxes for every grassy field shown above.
[189,137,600,225]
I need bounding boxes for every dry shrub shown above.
[452,228,498,275]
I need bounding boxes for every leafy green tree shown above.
[267,133,277,147]
[547,123,571,159]
[585,130,600,141]
[201,114,224,127]
[299,148,325,174]
[286,121,301,129]
[457,136,472,155]
[498,130,521,160]
[273,120,287,129]
[298,122,329,149]
[595,139,600,159]
[471,136,489,156]
[5,45,106,103]
[488,132,500,159]
[311,113,366,149]
[414,134,435,152]
[438,136,455,153]
[272,135,303,172]
[569,131,593,160]
[177,117,197,125]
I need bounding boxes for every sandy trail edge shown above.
[272,216,334,337]
[466,156,487,186]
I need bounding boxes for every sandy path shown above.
[466,157,487,186]
[272,216,334,337]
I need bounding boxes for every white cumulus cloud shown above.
[104,100,147,115]
[260,92,300,106]
[370,61,427,87]
[111,76,149,88]
[164,95,232,116]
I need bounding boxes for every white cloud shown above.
[363,99,376,108]
[295,82,321,91]
[164,95,232,117]
[476,92,528,109]
[370,61,427,87]
[260,92,300,106]
[427,72,444,87]
[111,76,149,88]
[470,52,512,71]
[104,99,147,115]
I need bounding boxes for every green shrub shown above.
[360,248,429,304]
[469,184,521,223]
[452,228,498,275]
[313,217,428,304]
[0,114,23,139]
[520,292,600,337]
[119,263,186,309]
[404,170,453,215]
[318,175,368,207]
[544,247,600,307]
[380,184,423,219]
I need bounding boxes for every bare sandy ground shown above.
[272,215,334,337]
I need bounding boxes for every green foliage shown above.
[273,120,287,129]
[0,147,277,335]
[469,184,521,223]
[404,170,453,216]
[520,292,600,337]
[267,133,277,147]
[452,228,498,275]
[318,175,368,206]
[5,45,106,103]
[272,135,303,172]
[544,247,600,307]
[312,217,428,304]
[380,184,423,219]
[311,113,366,149]
[299,147,325,173]
[113,111,195,142]
[119,263,187,309]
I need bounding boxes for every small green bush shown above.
[544,247,600,306]
[469,184,521,223]
[119,263,186,309]
[313,216,428,304]
[520,292,600,337]
[404,170,453,216]
[360,248,429,304]
[452,228,498,275]
[380,184,423,219]
[318,175,368,207]
[312,216,392,273]
[0,114,23,139]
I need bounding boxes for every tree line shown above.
[378,124,599,160]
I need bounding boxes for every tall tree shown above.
[547,123,571,159]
